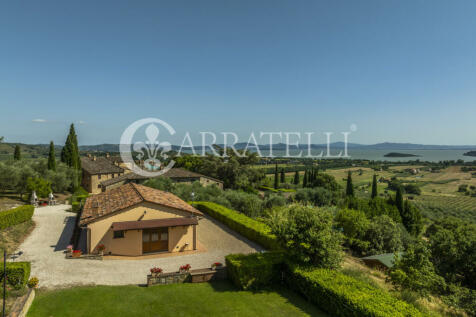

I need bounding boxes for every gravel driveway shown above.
[16,205,262,288]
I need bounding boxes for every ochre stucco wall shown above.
[82,171,124,194]
[168,225,194,252]
[86,201,196,256]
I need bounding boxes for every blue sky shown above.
[1,0,475,145]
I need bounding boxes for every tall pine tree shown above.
[293,170,300,185]
[13,145,21,160]
[346,171,354,197]
[371,174,378,199]
[280,169,285,183]
[303,170,308,188]
[274,164,279,189]
[48,141,56,171]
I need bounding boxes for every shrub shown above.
[0,205,34,230]
[226,251,285,290]
[71,201,80,212]
[364,215,403,255]
[26,177,52,198]
[294,187,337,206]
[286,264,428,317]
[0,262,31,289]
[193,201,279,250]
[27,277,39,288]
[71,192,89,212]
[267,204,343,268]
[389,241,446,297]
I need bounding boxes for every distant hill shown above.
[1,141,476,161]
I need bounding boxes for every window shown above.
[98,174,102,180]
[113,230,125,239]
[112,174,115,178]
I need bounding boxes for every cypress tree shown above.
[395,186,404,214]
[371,174,378,199]
[346,171,354,197]
[280,169,285,183]
[13,145,21,160]
[293,170,300,185]
[61,124,81,170]
[303,170,308,188]
[274,164,279,189]
[48,141,56,171]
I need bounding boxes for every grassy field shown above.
[27,281,328,317]
[265,164,476,222]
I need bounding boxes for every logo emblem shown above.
[120,118,175,177]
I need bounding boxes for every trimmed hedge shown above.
[193,201,279,250]
[259,186,296,193]
[0,205,34,230]
[286,265,428,317]
[226,252,285,290]
[71,193,89,212]
[0,262,31,289]
[71,201,81,212]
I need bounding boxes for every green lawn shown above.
[28,281,328,317]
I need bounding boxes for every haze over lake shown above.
[247,149,476,162]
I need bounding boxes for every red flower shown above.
[213,262,223,267]
[96,244,106,251]
[73,250,81,254]
[150,267,163,274]
[180,264,191,271]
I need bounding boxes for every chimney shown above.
[93,156,97,161]
[106,153,110,158]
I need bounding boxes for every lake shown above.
[255,149,476,162]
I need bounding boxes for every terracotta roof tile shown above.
[80,183,201,225]
[81,157,124,174]
[99,168,222,187]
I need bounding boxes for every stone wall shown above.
[147,271,190,286]
[147,267,227,286]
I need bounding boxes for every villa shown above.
[81,155,126,194]
[79,183,203,256]
[99,167,224,191]
[81,155,223,194]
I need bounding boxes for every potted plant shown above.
[72,250,82,258]
[150,267,163,277]
[179,264,191,273]
[211,262,223,270]
[96,244,106,256]
[27,277,39,289]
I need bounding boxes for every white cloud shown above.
[32,119,47,123]
[78,120,86,125]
